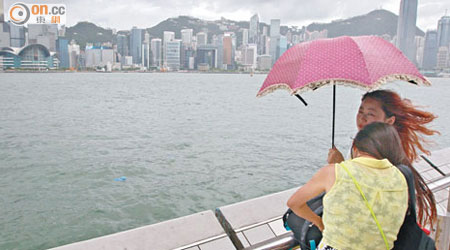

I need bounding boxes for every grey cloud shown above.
[3,0,448,31]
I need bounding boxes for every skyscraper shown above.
[270,19,281,65]
[0,22,10,47]
[213,34,224,69]
[196,32,207,46]
[422,30,438,70]
[278,36,287,57]
[28,24,58,51]
[437,16,450,47]
[56,38,69,68]
[242,29,249,46]
[181,29,193,47]
[163,31,175,67]
[270,19,280,37]
[165,40,181,71]
[130,27,143,64]
[163,31,175,44]
[249,14,259,44]
[196,45,218,69]
[396,0,418,63]
[0,0,4,22]
[117,34,129,57]
[223,34,233,69]
[151,38,162,67]
[68,40,80,69]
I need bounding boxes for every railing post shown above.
[434,189,450,250]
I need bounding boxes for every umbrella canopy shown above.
[257,35,431,147]
[257,36,430,97]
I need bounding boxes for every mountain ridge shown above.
[64,9,425,48]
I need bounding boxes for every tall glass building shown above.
[117,34,129,58]
[165,40,181,71]
[249,14,259,44]
[130,27,143,64]
[396,0,418,63]
[151,38,162,67]
[9,24,25,48]
[56,38,69,68]
[422,30,438,70]
[437,16,450,47]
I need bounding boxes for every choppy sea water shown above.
[0,73,449,249]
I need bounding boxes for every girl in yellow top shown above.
[287,122,410,250]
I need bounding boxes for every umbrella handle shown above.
[332,84,336,148]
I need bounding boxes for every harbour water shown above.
[0,73,449,250]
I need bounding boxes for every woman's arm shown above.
[287,164,335,231]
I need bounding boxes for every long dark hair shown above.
[353,122,437,227]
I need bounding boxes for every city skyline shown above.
[2,0,449,31]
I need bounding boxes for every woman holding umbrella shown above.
[327,89,438,228]
[257,36,439,231]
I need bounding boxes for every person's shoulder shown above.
[317,163,335,177]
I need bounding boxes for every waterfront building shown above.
[241,44,257,69]
[68,40,80,69]
[28,24,58,51]
[142,42,150,68]
[9,24,25,47]
[163,31,175,66]
[117,34,129,58]
[270,19,280,37]
[415,36,425,68]
[0,44,58,69]
[164,31,175,44]
[242,29,249,46]
[182,47,195,70]
[249,14,259,45]
[213,34,224,69]
[223,34,233,69]
[279,36,287,58]
[196,45,218,69]
[437,16,450,47]
[436,46,449,69]
[56,38,69,68]
[269,19,280,65]
[257,54,272,70]
[181,29,193,48]
[121,56,133,67]
[151,38,162,67]
[305,29,328,41]
[0,22,10,47]
[422,30,438,70]
[396,0,418,63]
[130,27,143,64]
[196,32,207,46]
[0,0,4,22]
[85,45,114,68]
[165,40,181,71]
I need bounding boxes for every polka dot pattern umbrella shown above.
[257,36,431,146]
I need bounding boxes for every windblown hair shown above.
[362,90,438,162]
[353,122,437,227]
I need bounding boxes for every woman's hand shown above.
[327,147,344,164]
[315,219,325,232]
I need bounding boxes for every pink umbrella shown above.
[257,35,431,146]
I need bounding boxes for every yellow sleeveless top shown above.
[322,157,408,250]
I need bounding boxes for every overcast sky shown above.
[3,0,450,31]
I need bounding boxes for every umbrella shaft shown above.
[332,84,336,148]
